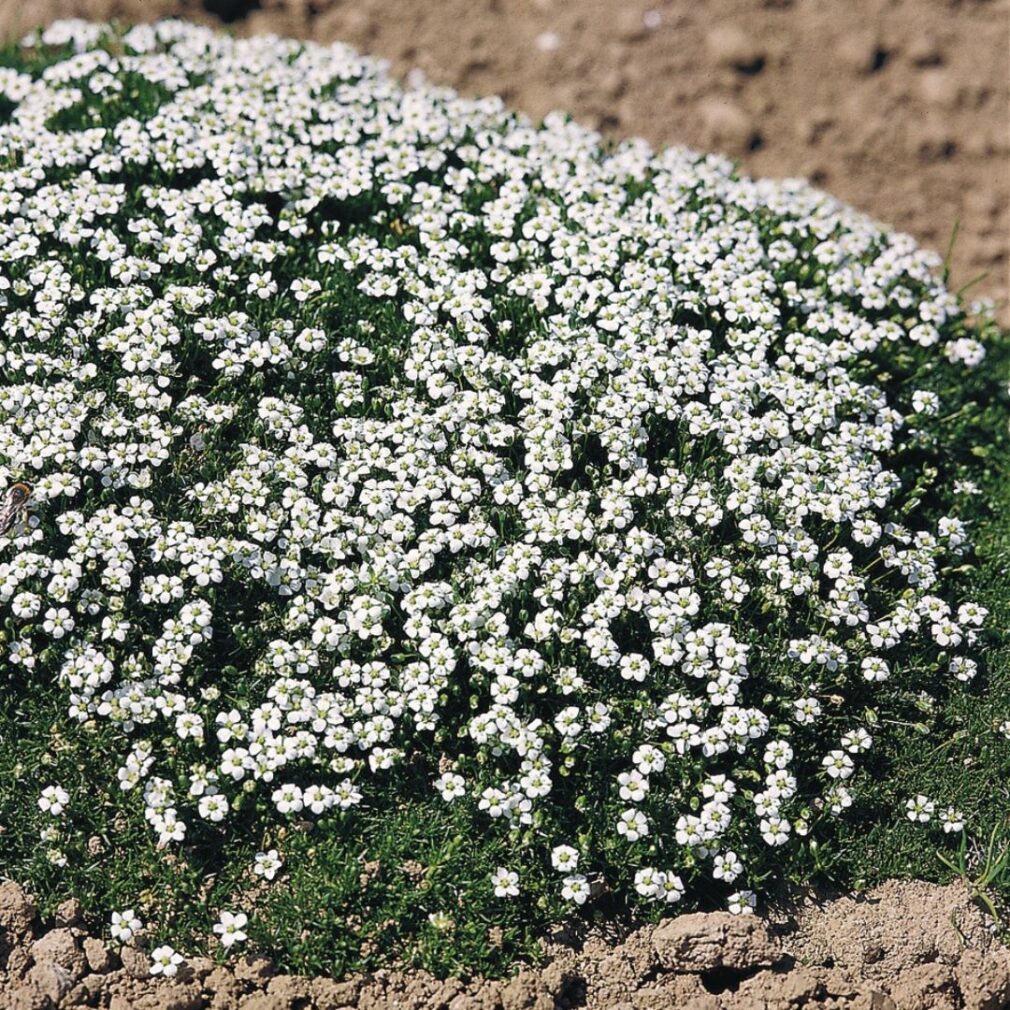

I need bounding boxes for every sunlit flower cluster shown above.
[3,19,987,931]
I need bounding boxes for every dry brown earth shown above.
[4,877,1010,1009]
[0,0,1007,317]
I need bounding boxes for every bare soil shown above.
[4,877,1010,1009]
[0,0,1007,317]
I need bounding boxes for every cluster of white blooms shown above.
[2,19,988,922]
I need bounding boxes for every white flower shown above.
[490,866,519,898]
[656,873,685,904]
[253,849,284,881]
[290,277,321,302]
[272,784,304,815]
[713,851,743,882]
[550,845,579,872]
[821,751,855,780]
[616,808,649,842]
[42,607,75,639]
[213,910,249,948]
[825,784,853,816]
[906,795,935,823]
[248,271,278,299]
[940,807,964,834]
[728,891,757,915]
[860,657,890,683]
[435,772,466,802]
[911,390,939,415]
[841,728,873,754]
[561,874,590,905]
[634,867,661,898]
[198,793,229,822]
[618,770,649,803]
[38,786,70,816]
[303,784,334,815]
[619,653,650,683]
[760,816,791,847]
[11,592,41,618]
[149,945,183,977]
[110,909,143,944]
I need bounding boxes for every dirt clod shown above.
[956,947,1010,1010]
[30,928,86,982]
[652,911,781,972]
[119,944,151,980]
[82,937,117,974]
[0,880,38,938]
[887,963,958,1010]
[27,962,75,1004]
[234,956,275,984]
[53,899,82,929]
[705,25,767,74]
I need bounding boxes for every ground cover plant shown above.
[0,16,1007,982]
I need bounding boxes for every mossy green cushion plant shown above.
[0,17,1006,979]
